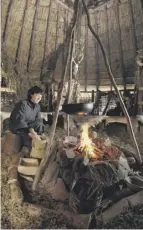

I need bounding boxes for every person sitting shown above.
[9,86,44,156]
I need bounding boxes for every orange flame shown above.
[76,122,103,159]
[71,122,120,161]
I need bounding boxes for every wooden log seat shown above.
[2,131,21,155]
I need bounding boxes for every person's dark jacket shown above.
[10,99,42,134]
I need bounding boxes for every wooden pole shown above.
[82,0,142,164]
[66,31,75,136]
[91,90,95,102]
[102,93,112,115]
[32,0,80,191]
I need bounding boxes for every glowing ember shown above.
[77,112,85,116]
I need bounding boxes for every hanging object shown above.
[62,102,94,115]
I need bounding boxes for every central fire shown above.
[72,122,120,161]
[79,122,94,156]
[73,122,104,159]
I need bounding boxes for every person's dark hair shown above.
[27,86,43,100]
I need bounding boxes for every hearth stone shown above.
[68,160,119,214]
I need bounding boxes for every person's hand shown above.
[28,132,41,140]
[29,128,37,135]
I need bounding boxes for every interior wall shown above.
[78,0,143,90]
[1,0,143,92]
[2,0,73,90]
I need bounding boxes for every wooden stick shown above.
[82,0,142,164]
[67,31,75,136]
[102,93,112,115]
[32,0,80,191]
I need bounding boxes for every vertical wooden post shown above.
[91,90,95,102]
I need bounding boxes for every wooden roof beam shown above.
[55,0,73,12]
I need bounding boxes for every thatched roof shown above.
[1,0,143,90]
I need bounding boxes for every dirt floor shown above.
[1,124,143,229]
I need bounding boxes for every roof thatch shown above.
[1,0,143,89]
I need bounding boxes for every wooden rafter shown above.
[55,0,73,12]
[53,4,60,79]
[84,18,88,91]
[94,15,100,91]
[62,8,68,69]
[27,0,40,72]
[115,2,125,89]
[40,0,52,79]
[105,4,112,90]
[15,0,29,67]
[2,0,13,42]
[128,0,137,58]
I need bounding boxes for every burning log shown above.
[25,203,92,229]
[69,122,121,162]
